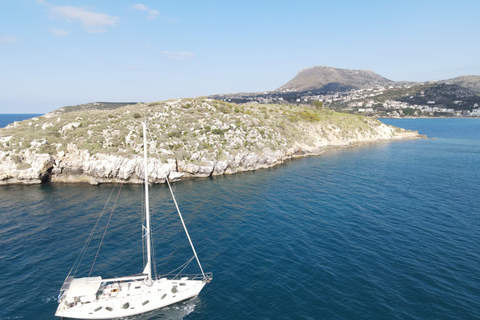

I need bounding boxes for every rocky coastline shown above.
[0,99,423,185]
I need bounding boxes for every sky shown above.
[1,0,479,113]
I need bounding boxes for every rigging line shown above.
[88,183,124,277]
[160,256,195,278]
[150,201,158,279]
[71,183,117,277]
[151,224,158,279]
[69,182,119,278]
[175,256,195,279]
[146,121,184,280]
[166,176,207,280]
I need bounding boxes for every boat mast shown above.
[142,122,153,285]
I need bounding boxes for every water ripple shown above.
[1,119,480,319]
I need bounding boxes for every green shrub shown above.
[212,128,227,135]
[167,131,181,138]
[217,105,230,113]
[312,101,324,109]
[38,144,57,155]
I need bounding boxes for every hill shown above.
[0,98,421,185]
[397,83,480,110]
[276,66,401,92]
[53,102,139,114]
[323,82,480,116]
[440,75,480,95]
[210,66,480,116]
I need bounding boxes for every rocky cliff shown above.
[0,98,422,185]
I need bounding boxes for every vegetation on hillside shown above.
[55,102,139,114]
[0,98,394,166]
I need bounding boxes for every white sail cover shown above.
[66,277,102,299]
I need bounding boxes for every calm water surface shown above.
[0,114,42,128]
[0,118,479,319]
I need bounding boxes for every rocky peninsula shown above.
[0,98,422,185]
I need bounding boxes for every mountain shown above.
[210,66,480,107]
[276,66,401,92]
[276,66,480,95]
[440,75,480,95]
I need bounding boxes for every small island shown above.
[0,98,422,185]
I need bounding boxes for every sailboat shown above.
[55,122,212,319]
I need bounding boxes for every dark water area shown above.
[0,118,479,319]
[0,114,43,128]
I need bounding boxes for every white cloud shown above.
[0,35,20,44]
[162,51,196,61]
[86,29,107,34]
[132,4,148,11]
[49,28,69,36]
[147,9,159,20]
[48,5,119,29]
[133,4,159,20]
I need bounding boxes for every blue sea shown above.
[0,116,479,320]
[0,114,43,128]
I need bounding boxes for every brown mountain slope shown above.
[276,66,399,92]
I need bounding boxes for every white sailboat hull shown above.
[55,277,206,319]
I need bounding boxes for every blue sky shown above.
[1,0,479,113]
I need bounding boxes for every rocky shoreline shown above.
[0,121,422,185]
